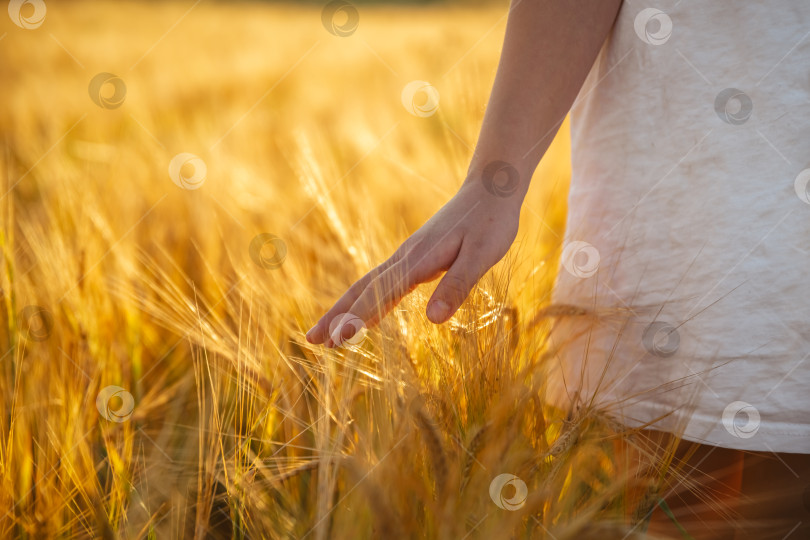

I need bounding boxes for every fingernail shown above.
[427,299,450,323]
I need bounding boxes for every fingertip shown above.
[426,299,451,324]
[306,323,323,344]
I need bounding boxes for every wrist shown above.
[460,159,531,208]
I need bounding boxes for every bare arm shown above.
[307,0,622,347]
[468,0,622,189]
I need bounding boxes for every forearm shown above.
[465,0,622,199]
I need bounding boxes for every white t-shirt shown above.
[549,0,810,453]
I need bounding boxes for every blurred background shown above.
[0,1,618,539]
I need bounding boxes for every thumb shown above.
[426,250,484,324]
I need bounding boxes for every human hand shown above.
[305,178,523,347]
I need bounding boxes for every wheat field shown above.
[0,1,680,538]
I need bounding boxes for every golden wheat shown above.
[0,1,683,538]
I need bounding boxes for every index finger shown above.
[305,259,395,345]
[337,257,428,340]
